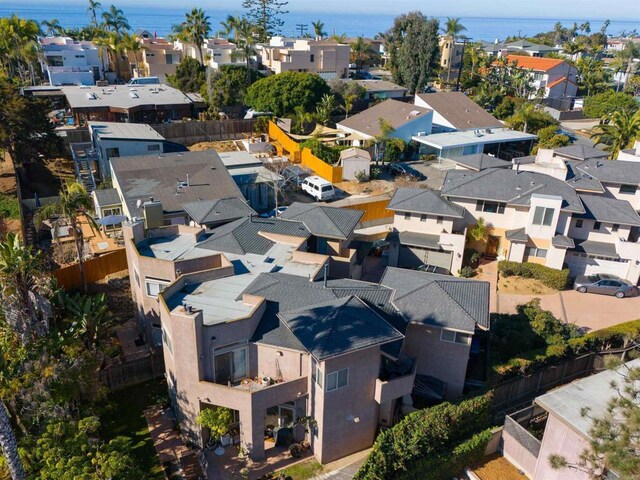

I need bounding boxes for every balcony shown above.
[502,405,547,478]
[374,356,416,405]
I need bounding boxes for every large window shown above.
[440,329,472,345]
[619,184,637,195]
[312,360,323,388]
[145,277,170,297]
[213,346,248,385]
[476,200,505,214]
[326,368,348,392]
[105,147,120,159]
[525,247,547,258]
[404,212,411,220]
[533,206,554,226]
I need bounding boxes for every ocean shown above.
[1,2,638,41]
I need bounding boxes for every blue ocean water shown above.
[1,2,638,41]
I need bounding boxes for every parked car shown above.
[413,264,450,275]
[301,176,336,201]
[388,163,427,181]
[259,206,288,218]
[574,274,638,298]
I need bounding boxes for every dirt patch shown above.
[334,179,396,197]
[0,154,17,195]
[88,270,134,323]
[0,218,22,239]
[472,454,528,480]
[498,275,557,295]
[189,140,239,152]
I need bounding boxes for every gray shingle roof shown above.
[388,187,465,217]
[386,231,441,249]
[441,169,585,213]
[110,151,243,218]
[415,92,503,131]
[572,240,619,258]
[572,159,640,186]
[451,153,512,171]
[280,202,364,239]
[505,227,528,243]
[552,235,575,249]
[198,217,310,255]
[336,99,430,137]
[578,194,640,226]
[565,164,605,193]
[93,188,121,207]
[277,295,403,361]
[380,267,490,332]
[181,198,256,225]
[553,145,609,161]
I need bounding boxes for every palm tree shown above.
[292,105,314,134]
[351,36,369,74]
[562,40,583,61]
[511,103,536,133]
[122,33,145,77]
[0,233,52,345]
[330,33,347,44]
[468,43,482,79]
[0,15,42,81]
[311,20,326,40]
[591,110,640,159]
[86,0,102,27]
[0,400,26,480]
[235,19,257,85]
[220,15,240,42]
[341,93,356,119]
[182,8,211,65]
[443,17,467,83]
[101,4,130,36]
[316,94,336,125]
[41,19,63,37]
[34,182,97,292]
[553,22,565,45]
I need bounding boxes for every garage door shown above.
[399,246,453,271]
[567,253,629,278]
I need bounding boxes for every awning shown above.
[98,214,127,226]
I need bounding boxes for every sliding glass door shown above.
[213,347,248,385]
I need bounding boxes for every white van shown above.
[127,76,160,85]
[301,176,335,201]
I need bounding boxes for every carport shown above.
[386,231,453,271]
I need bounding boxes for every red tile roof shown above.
[546,76,576,89]
[504,54,565,72]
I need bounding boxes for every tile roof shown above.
[93,188,121,207]
[198,217,310,255]
[380,267,490,332]
[565,164,605,193]
[181,198,256,225]
[415,92,503,130]
[279,202,364,240]
[554,145,609,161]
[546,76,575,89]
[450,153,513,171]
[441,169,585,213]
[336,99,430,138]
[552,235,575,249]
[505,227,529,243]
[571,240,619,258]
[387,187,465,217]
[277,296,403,361]
[577,194,640,226]
[110,151,243,218]
[504,55,566,72]
[386,231,442,250]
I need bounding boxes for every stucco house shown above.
[503,55,578,104]
[39,36,106,86]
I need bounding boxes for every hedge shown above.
[354,393,493,480]
[569,319,640,354]
[498,261,570,290]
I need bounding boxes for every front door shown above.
[485,236,500,258]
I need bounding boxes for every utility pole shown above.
[455,37,470,92]
[296,24,308,38]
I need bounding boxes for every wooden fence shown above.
[492,345,639,420]
[300,147,343,183]
[54,249,128,290]
[268,120,301,160]
[100,352,165,391]
[151,119,256,146]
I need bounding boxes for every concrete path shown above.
[311,449,370,480]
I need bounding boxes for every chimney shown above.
[323,263,329,288]
[186,173,190,186]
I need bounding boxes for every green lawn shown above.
[100,379,168,480]
[277,459,323,480]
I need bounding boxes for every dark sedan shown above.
[574,274,638,298]
[388,163,427,181]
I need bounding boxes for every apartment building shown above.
[258,37,350,79]
[121,205,489,464]
[502,358,639,479]
[134,37,183,82]
[439,36,464,82]
[39,36,106,85]
[204,38,244,69]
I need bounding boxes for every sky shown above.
[20,0,640,20]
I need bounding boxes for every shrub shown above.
[299,138,346,165]
[498,261,569,290]
[583,91,639,119]
[569,319,640,353]
[354,393,493,480]
[354,170,370,183]
[0,194,20,219]
[463,248,481,268]
[458,266,476,278]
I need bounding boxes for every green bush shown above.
[0,194,20,219]
[583,91,639,119]
[498,261,569,290]
[354,393,493,480]
[458,266,476,278]
[569,319,640,354]
[299,138,346,165]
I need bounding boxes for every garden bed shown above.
[471,453,528,480]
[498,275,558,295]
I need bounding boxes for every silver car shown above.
[574,274,638,299]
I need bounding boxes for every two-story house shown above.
[134,37,183,82]
[204,38,244,70]
[502,55,578,103]
[39,36,106,85]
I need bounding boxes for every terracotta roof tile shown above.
[504,54,565,72]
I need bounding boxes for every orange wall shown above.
[54,249,128,290]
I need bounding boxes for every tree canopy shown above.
[166,57,207,93]
[242,0,288,42]
[206,65,263,115]
[244,71,330,117]
[583,91,639,119]
[384,12,440,94]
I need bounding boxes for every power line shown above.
[296,24,308,38]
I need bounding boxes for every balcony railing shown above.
[375,356,416,405]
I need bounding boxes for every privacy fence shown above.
[53,249,128,290]
[100,351,166,391]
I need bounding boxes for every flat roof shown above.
[354,79,407,93]
[89,121,165,141]
[536,358,640,439]
[413,128,536,149]
[218,151,263,169]
[61,84,193,110]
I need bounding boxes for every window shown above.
[420,214,427,222]
[594,221,602,231]
[47,55,63,66]
[440,329,471,345]
[213,346,248,385]
[145,277,170,297]
[612,224,619,232]
[162,327,173,354]
[404,212,411,220]
[310,54,315,62]
[533,206,554,226]
[151,323,162,347]
[575,219,583,228]
[476,200,505,214]
[436,216,444,224]
[105,147,120,158]
[74,54,85,58]
[326,368,348,392]
[525,247,547,258]
[312,360,323,388]
[619,184,637,195]
[147,144,160,152]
